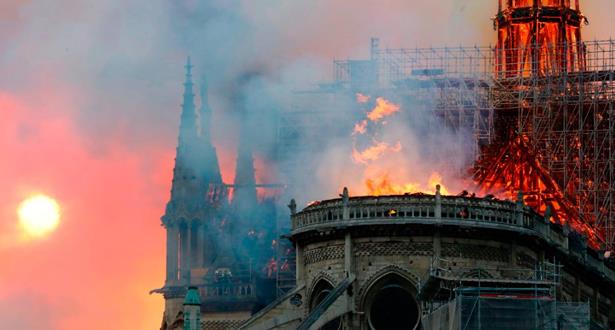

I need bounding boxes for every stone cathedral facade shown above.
[153,59,277,330]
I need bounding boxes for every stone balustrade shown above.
[292,194,538,234]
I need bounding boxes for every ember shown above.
[356,92,370,104]
[264,257,276,278]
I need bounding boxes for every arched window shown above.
[364,273,421,330]
[309,279,341,330]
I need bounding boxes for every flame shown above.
[348,96,456,197]
[428,172,449,195]
[474,135,601,249]
[353,120,368,135]
[366,172,449,196]
[264,257,276,278]
[352,140,401,164]
[356,93,370,103]
[352,97,403,164]
[367,97,400,122]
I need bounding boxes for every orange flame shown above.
[366,172,449,196]
[367,97,400,122]
[352,141,401,164]
[474,136,602,249]
[349,96,456,197]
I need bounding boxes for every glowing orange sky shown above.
[1,1,614,329]
[0,86,172,328]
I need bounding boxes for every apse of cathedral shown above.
[152,58,279,330]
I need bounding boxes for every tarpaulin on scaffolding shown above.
[423,293,590,330]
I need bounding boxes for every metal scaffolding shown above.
[317,39,615,250]
[491,40,615,250]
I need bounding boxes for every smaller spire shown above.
[231,115,258,215]
[185,56,193,82]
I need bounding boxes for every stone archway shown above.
[309,278,342,330]
[360,268,421,330]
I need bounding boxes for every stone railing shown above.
[292,193,541,235]
[428,256,561,286]
[200,282,257,302]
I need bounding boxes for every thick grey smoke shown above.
[2,0,613,154]
[2,1,614,328]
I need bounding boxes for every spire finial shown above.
[186,56,192,73]
[178,56,197,147]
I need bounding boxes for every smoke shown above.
[2,0,615,329]
[161,0,501,206]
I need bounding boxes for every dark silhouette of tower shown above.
[155,60,278,330]
[231,122,258,217]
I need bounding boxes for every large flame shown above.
[352,140,401,164]
[366,97,400,122]
[366,172,450,196]
[350,95,450,196]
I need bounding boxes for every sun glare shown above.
[17,194,61,238]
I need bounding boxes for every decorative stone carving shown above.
[354,241,433,257]
[441,243,509,262]
[304,245,344,265]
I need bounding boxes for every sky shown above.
[1,1,614,329]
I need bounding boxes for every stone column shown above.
[203,225,215,266]
[180,225,192,283]
[295,243,304,285]
[342,187,349,220]
[435,185,442,219]
[434,230,441,259]
[190,223,200,268]
[197,222,206,268]
[166,225,179,285]
[185,225,192,283]
[344,233,353,277]
[344,231,355,320]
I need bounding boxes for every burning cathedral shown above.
[155,1,615,329]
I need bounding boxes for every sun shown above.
[17,194,61,238]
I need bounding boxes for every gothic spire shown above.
[178,56,198,148]
[168,57,201,201]
[231,117,258,213]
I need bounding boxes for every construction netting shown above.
[422,292,590,330]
